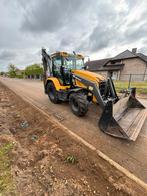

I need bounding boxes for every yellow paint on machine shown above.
[72,70,104,103]
[46,70,105,102]
[72,70,105,83]
[46,77,70,91]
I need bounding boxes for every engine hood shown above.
[72,70,105,83]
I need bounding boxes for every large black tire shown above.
[46,82,60,104]
[69,92,88,116]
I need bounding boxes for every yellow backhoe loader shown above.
[42,48,147,141]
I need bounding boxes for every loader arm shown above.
[73,73,118,108]
[73,73,146,141]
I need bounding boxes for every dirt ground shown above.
[0,82,147,196]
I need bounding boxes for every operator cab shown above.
[51,52,84,85]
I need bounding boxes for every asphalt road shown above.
[1,77,147,182]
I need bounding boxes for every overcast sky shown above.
[0,0,147,71]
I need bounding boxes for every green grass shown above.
[0,142,16,195]
[114,81,147,94]
[65,155,77,164]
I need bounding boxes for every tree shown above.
[8,64,17,78]
[25,64,43,76]
[0,71,5,75]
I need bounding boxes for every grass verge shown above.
[114,81,147,94]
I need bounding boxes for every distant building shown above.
[85,48,147,81]
[15,69,25,78]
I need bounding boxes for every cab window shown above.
[52,56,63,83]
[53,56,62,67]
[76,59,84,70]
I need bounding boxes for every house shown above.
[85,48,147,81]
[15,69,25,78]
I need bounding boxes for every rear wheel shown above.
[69,92,88,116]
[46,82,61,104]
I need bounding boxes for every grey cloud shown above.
[21,0,86,33]
[126,0,137,8]
[0,50,17,72]
[77,25,114,53]
[0,50,16,60]
[76,0,147,54]
[125,22,147,42]
[89,26,113,51]
[60,39,70,47]
[76,1,123,52]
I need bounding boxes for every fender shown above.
[45,77,70,92]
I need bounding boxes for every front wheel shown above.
[69,92,88,116]
[46,82,61,104]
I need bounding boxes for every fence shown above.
[114,74,147,94]
[26,74,42,80]
[119,74,147,82]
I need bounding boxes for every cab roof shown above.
[50,51,84,59]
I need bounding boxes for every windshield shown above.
[76,59,84,69]
[63,56,84,70]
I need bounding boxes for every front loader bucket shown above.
[99,96,147,141]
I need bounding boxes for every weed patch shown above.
[0,142,15,195]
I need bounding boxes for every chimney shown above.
[132,48,137,54]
